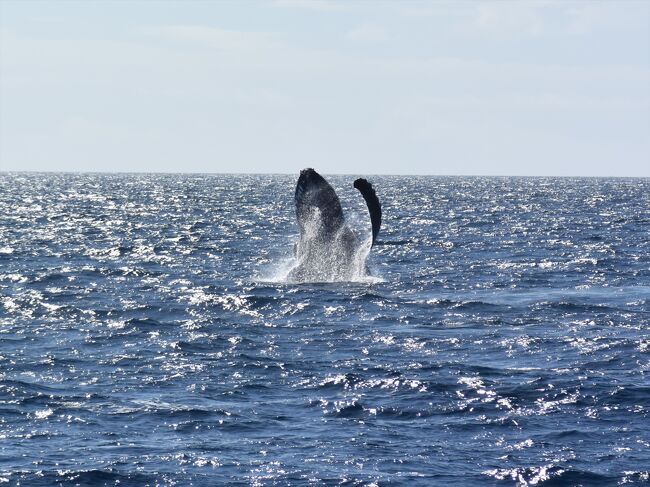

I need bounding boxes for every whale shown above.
[287,168,381,282]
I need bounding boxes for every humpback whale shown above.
[288,168,382,282]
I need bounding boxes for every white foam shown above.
[259,218,383,284]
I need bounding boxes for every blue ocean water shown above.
[0,173,648,486]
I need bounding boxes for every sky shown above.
[0,0,649,176]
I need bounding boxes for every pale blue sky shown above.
[0,0,648,176]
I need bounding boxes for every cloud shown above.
[469,1,650,38]
[140,24,280,51]
[272,0,350,12]
[346,24,387,42]
[565,1,650,35]
[474,2,547,37]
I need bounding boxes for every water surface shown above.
[0,174,648,485]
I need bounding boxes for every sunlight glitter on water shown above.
[0,174,648,486]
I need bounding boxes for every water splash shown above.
[264,208,380,284]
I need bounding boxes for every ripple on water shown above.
[0,174,648,485]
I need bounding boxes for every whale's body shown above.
[288,168,381,282]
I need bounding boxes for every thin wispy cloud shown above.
[140,24,280,51]
[346,24,387,42]
[272,0,350,12]
[474,2,547,37]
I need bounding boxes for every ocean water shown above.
[0,173,648,486]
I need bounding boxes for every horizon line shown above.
[0,170,648,179]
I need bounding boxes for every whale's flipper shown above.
[295,168,345,237]
[353,178,382,247]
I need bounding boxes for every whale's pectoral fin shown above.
[295,168,345,236]
[353,178,382,247]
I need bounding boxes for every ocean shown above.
[0,173,648,486]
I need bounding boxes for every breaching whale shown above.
[287,168,381,282]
